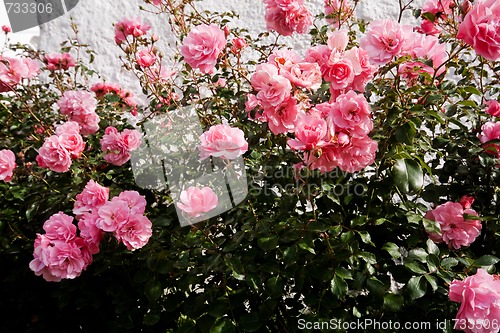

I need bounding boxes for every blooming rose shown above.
[457,0,500,61]
[264,0,312,36]
[323,53,354,89]
[96,198,130,232]
[116,190,147,216]
[176,186,219,218]
[331,136,378,173]
[180,23,227,74]
[199,124,248,160]
[422,0,454,17]
[263,97,299,135]
[136,48,157,67]
[100,126,142,166]
[56,90,99,135]
[44,52,75,71]
[280,62,322,90]
[251,63,292,108]
[0,56,39,92]
[425,201,482,249]
[114,17,151,44]
[36,135,72,173]
[327,90,373,138]
[288,114,328,151]
[327,29,349,52]
[486,100,500,117]
[0,149,16,182]
[73,180,110,217]
[479,121,500,157]
[55,121,85,159]
[360,19,410,65]
[449,269,500,333]
[42,212,77,242]
[77,211,103,255]
[115,214,152,250]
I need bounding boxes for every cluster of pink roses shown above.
[479,100,500,160]
[418,0,454,35]
[177,186,219,218]
[247,29,378,173]
[44,52,76,71]
[100,126,142,166]
[36,121,85,173]
[449,269,500,333]
[114,17,151,44]
[425,196,482,250]
[180,23,227,74]
[263,0,312,36]
[198,124,248,161]
[91,82,138,115]
[57,90,100,136]
[0,149,16,182]
[0,55,40,92]
[30,181,152,282]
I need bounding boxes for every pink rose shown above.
[323,53,355,89]
[327,29,349,52]
[457,0,500,61]
[479,121,500,157]
[176,186,219,218]
[199,124,248,160]
[77,211,103,255]
[121,129,142,151]
[449,269,500,333]
[115,214,152,250]
[288,114,328,151]
[100,126,142,166]
[324,0,353,26]
[264,1,312,36]
[422,0,454,17]
[486,100,500,117]
[2,25,11,33]
[425,201,482,249]
[114,17,151,44]
[116,190,147,215]
[42,212,77,242]
[327,90,373,138]
[0,56,38,92]
[37,135,72,173]
[459,195,475,209]
[360,19,410,66]
[333,136,378,173]
[407,34,447,77]
[136,48,157,67]
[56,90,99,135]
[73,180,110,217]
[251,63,292,108]
[280,62,322,90]
[263,97,299,134]
[0,149,16,182]
[180,23,227,74]
[231,38,247,53]
[55,121,85,159]
[269,49,302,70]
[44,52,75,71]
[96,198,130,232]
[343,47,377,91]
[417,19,441,36]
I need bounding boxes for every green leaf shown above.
[383,293,404,312]
[441,257,459,269]
[423,218,442,235]
[382,242,401,259]
[392,159,424,194]
[425,275,438,292]
[143,310,161,326]
[331,275,348,297]
[210,318,236,333]
[404,261,427,274]
[426,239,440,256]
[475,255,500,267]
[366,277,387,298]
[266,276,284,299]
[145,280,163,303]
[406,276,427,300]
[258,236,278,252]
[238,313,262,332]
[335,267,353,280]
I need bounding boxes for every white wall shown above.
[35,0,424,100]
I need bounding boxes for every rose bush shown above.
[0,0,499,332]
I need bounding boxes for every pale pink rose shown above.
[457,0,500,61]
[37,135,72,173]
[100,126,139,166]
[199,124,248,160]
[486,100,500,117]
[459,195,475,209]
[144,65,176,83]
[360,19,409,65]
[324,53,355,89]
[77,211,103,255]
[176,186,219,218]
[73,180,110,216]
[269,49,302,70]
[22,58,40,79]
[425,201,482,249]
[115,214,152,250]
[324,0,353,25]
[251,63,292,108]
[116,191,147,215]
[57,90,97,117]
[307,144,339,173]
[327,91,373,138]
[263,97,299,134]
[42,212,76,242]
[344,47,377,91]
[0,56,32,92]
[327,29,349,52]
[281,62,322,90]
[55,121,85,159]
[0,149,16,182]
[449,269,500,333]
[96,197,130,232]
[231,37,247,53]
[114,17,151,44]
[44,52,75,71]
[304,45,331,69]
[422,0,454,17]
[264,1,312,36]
[288,114,328,151]
[408,34,448,77]
[121,129,142,151]
[70,112,100,136]
[29,235,91,282]
[479,121,500,157]
[180,23,227,74]
[136,48,157,67]
[333,136,378,172]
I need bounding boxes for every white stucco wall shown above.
[36,0,424,98]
